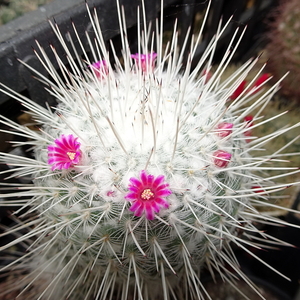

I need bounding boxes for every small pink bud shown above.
[230,80,246,100]
[106,191,115,197]
[88,60,108,79]
[131,52,157,73]
[213,150,231,168]
[216,122,233,137]
[248,73,271,94]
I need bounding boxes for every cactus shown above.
[266,0,300,102]
[0,1,299,299]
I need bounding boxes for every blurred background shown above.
[0,0,300,299]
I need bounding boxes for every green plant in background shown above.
[220,63,300,211]
[266,0,300,103]
[0,0,52,25]
[0,1,299,299]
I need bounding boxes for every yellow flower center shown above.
[67,151,76,160]
[141,189,154,200]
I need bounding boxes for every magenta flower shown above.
[215,122,233,137]
[131,52,157,73]
[48,134,81,171]
[212,150,232,168]
[125,170,171,220]
[88,60,108,79]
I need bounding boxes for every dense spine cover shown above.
[0,1,299,299]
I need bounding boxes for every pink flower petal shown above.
[156,189,172,197]
[132,204,144,217]
[125,192,138,200]
[129,201,142,212]
[144,203,155,220]
[151,202,161,213]
[128,186,139,193]
[125,170,171,220]
[129,177,143,188]
[48,134,81,170]
[131,53,157,73]
[155,198,170,209]
[155,183,170,192]
[140,170,148,185]
[146,174,154,186]
[153,175,164,187]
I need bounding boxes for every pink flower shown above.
[125,170,171,220]
[48,134,81,171]
[131,52,157,73]
[213,150,231,168]
[88,60,108,79]
[215,122,233,137]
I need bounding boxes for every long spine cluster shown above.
[0,1,299,300]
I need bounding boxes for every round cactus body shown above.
[32,65,249,297]
[0,1,299,300]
